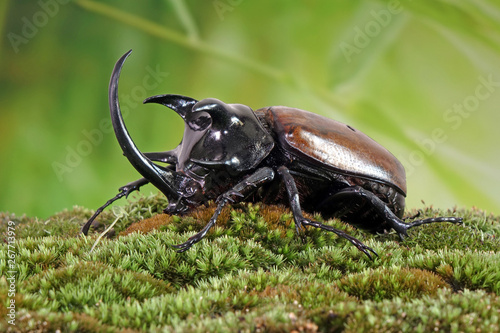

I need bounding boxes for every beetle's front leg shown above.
[277,166,378,259]
[81,177,150,235]
[172,167,275,252]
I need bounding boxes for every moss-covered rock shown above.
[1,192,499,332]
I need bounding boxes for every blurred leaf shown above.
[168,0,199,42]
[329,2,410,91]
[1,0,499,217]
[402,0,500,53]
[75,0,286,82]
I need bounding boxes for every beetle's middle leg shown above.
[172,167,275,253]
[277,166,378,259]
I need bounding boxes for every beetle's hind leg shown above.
[329,186,463,241]
[402,216,463,237]
[277,166,378,260]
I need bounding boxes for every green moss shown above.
[342,288,500,333]
[337,267,447,301]
[20,262,173,312]
[1,193,499,332]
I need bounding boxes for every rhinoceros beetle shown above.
[82,50,462,259]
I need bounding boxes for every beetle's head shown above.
[108,50,274,212]
[144,95,274,174]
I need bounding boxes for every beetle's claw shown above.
[366,246,379,259]
[172,235,193,251]
[350,237,378,260]
[403,210,421,221]
[294,219,305,234]
[118,184,139,198]
[216,190,244,204]
[172,232,205,252]
[172,226,212,252]
[293,220,308,244]
[298,217,377,260]
[394,226,409,242]
[172,240,194,253]
[172,244,190,253]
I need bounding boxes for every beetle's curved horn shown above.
[109,50,184,199]
[143,94,198,121]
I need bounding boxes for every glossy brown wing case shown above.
[260,106,407,195]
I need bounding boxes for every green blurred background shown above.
[1,0,499,219]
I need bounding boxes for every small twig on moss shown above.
[90,207,126,252]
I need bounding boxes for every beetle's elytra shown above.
[82,50,462,258]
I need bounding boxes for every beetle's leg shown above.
[403,216,463,233]
[144,151,177,164]
[277,166,378,259]
[172,167,275,252]
[81,177,150,235]
[403,210,421,221]
[330,186,462,241]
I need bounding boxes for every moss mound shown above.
[1,193,499,332]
